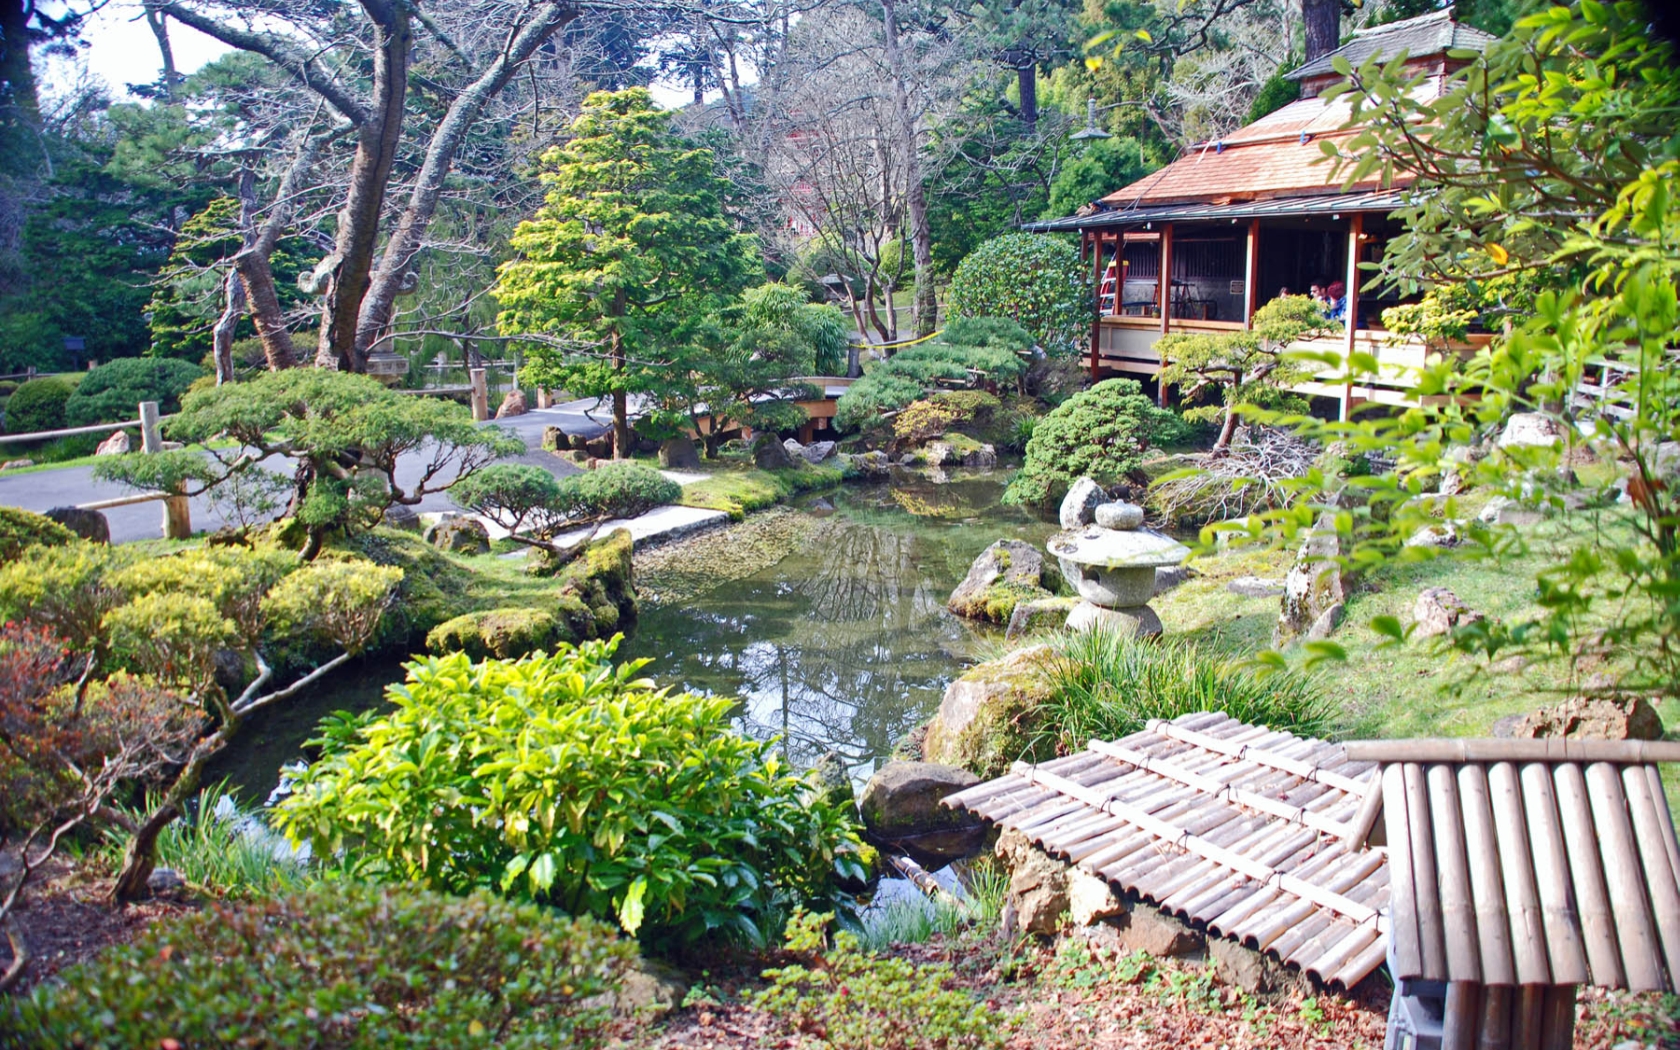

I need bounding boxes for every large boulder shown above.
[802,439,838,464]
[1509,696,1663,741]
[844,450,892,480]
[94,430,130,456]
[858,761,986,868]
[947,539,1051,624]
[1059,477,1105,529]
[1067,600,1163,638]
[1227,576,1285,599]
[1004,596,1076,640]
[423,516,490,554]
[1277,513,1350,644]
[495,389,527,418]
[44,506,110,544]
[381,504,422,532]
[658,436,701,469]
[753,432,794,470]
[963,444,998,469]
[1412,587,1481,640]
[541,425,567,452]
[923,644,1056,778]
[1498,412,1564,449]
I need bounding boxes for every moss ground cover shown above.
[677,461,842,520]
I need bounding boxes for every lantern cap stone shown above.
[1047,524,1190,570]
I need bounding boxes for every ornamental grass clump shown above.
[5,882,630,1050]
[1030,630,1331,759]
[275,638,866,949]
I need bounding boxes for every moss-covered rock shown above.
[557,528,636,631]
[947,539,1053,625]
[427,606,561,659]
[922,644,1058,779]
[0,506,77,562]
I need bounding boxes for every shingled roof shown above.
[1287,9,1497,84]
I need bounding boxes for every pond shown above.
[209,470,1055,803]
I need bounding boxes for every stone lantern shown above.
[1047,501,1189,638]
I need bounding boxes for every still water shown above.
[209,471,1053,802]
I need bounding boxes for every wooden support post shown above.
[469,367,489,421]
[536,387,553,409]
[1339,213,1363,422]
[1244,218,1260,328]
[1442,983,1481,1050]
[1089,230,1103,381]
[1537,985,1576,1050]
[142,400,191,540]
[1157,223,1174,407]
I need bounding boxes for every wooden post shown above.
[469,367,489,421]
[1157,223,1174,407]
[536,387,553,409]
[1089,230,1103,381]
[1243,218,1260,328]
[1442,983,1481,1050]
[142,400,191,540]
[1339,213,1363,422]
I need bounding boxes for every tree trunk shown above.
[235,254,297,370]
[1016,61,1037,132]
[143,3,178,100]
[880,0,937,339]
[1304,0,1341,64]
[1213,400,1241,454]
[611,329,630,459]
[355,3,578,358]
[316,6,412,372]
[110,728,232,902]
[212,270,245,384]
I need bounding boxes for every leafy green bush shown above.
[835,322,1030,430]
[451,462,678,549]
[5,882,630,1049]
[1003,378,1182,506]
[64,357,206,427]
[0,506,76,562]
[949,233,1090,356]
[754,910,1011,1050]
[275,640,866,947]
[3,377,73,434]
[0,380,18,398]
[566,461,680,519]
[1026,630,1331,761]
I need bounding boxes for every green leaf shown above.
[617,877,648,936]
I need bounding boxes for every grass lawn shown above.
[677,461,843,520]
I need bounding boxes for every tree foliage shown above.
[835,318,1032,430]
[1004,378,1181,506]
[450,462,680,555]
[948,233,1091,355]
[276,641,867,947]
[64,357,206,427]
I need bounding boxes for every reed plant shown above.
[104,782,308,899]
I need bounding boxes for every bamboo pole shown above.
[1383,762,1423,979]
[1537,985,1576,1050]
[1458,764,1516,985]
[1477,986,1512,1050]
[1346,781,1386,849]
[1302,922,1380,984]
[1621,764,1680,985]
[1329,935,1390,989]
[1488,762,1550,985]
[1442,982,1481,1050]
[1585,761,1663,991]
[1428,764,1481,982]
[1404,763,1448,979]
[1519,763,1589,985]
[1644,766,1680,887]
[1510,986,1545,1050]
[1343,738,1680,764]
[1552,763,1625,988]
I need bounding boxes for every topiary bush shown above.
[0,506,77,562]
[1003,378,1182,507]
[275,639,866,949]
[65,357,207,427]
[5,882,631,1049]
[835,322,1030,431]
[3,377,73,434]
[948,234,1090,356]
[566,461,680,519]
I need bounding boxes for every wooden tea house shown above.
[943,715,1680,1050]
[1025,10,1498,419]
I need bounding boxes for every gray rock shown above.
[1509,696,1664,741]
[849,450,892,479]
[423,517,491,554]
[898,452,924,467]
[924,441,958,467]
[1004,596,1077,640]
[584,436,614,460]
[752,433,794,469]
[996,827,1070,935]
[540,426,566,452]
[495,389,527,418]
[1277,513,1349,643]
[962,444,998,469]
[45,506,110,544]
[614,959,690,1019]
[802,440,837,464]
[783,437,805,458]
[1478,495,1543,526]
[1153,565,1195,595]
[146,867,187,897]
[923,644,1056,768]
[1227,575,1285,599]
[1059,477,1106,529]
[1413,587,1481,640]
[859,761,986,868]
[1305,602,1344,641]
[1066,600,1163,639]
[1109,902,1202,957]
[381,504,422,532]
[1498,412,1564,448]
[1067,869,1124,926]
[1209,937,1274,994]
[947,539,1047,623]
[95,430,131,455]
[1093,501,1145,531]
[1405,521,1460,548]
[1,459,33,470]
[658,436,701,469]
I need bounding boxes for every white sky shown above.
[44,1,691,109]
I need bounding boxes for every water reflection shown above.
[621,473,1053,776]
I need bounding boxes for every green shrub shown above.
[1003,378,1181,507]
[3,377,73,434]
[275,640,866,948]
[754,910,1011,1049]
[0,506,76,562]
[64,357,206,427]
[0,380,17,398]
[1025,630,1331,761]
[949,233,1090,356]
[565,460,680,519]
[5,882,630,1049]
[835,324,1030,430]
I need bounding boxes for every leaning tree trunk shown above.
[881,0,937,339]
[110,726,233,902]
[315,5,412,372]
[1303,0,1341,64]
[211,270,245,384]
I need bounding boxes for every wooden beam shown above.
[1243,218,1260,329]
[1339,213,1362,422]
[1342,738,1680,764]
[1157,223,1174,408]
[1089,231,1103,381]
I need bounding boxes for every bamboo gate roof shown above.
[943,712,1392,988]
[1342,738,1680,994]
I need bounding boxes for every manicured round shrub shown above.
[0,506,77,562]
[1003,378,1182,507]
[276,641,866,947]
[565,461,681,519]
[0,380,18,398]
[6,882,631,1049]
[949,233,1090,356]
[3,377,73,434]
[65,357,207,427]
